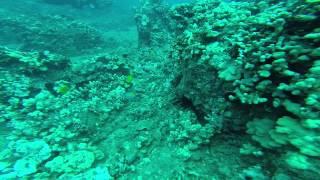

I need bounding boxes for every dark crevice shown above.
[173,96,207,125]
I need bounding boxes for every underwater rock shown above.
[170,0,320,178]
[57,166,111,180]
[0,47,69,73]
[7,139,52,177]
[13,139,52,162]
[45,150,95,173]
[0,15,105,55]
[135,0,173,47]
[13,158,38,177]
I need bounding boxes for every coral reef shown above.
[0,46,131,178]
[0,14,105,55]
[169,0,320,178]
[0,0,319,179]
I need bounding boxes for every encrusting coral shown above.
[169,0,320,178]
[0,0,320,179]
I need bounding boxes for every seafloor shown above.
[0,0,319,179]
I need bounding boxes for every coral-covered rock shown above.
[45,150,95,173]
